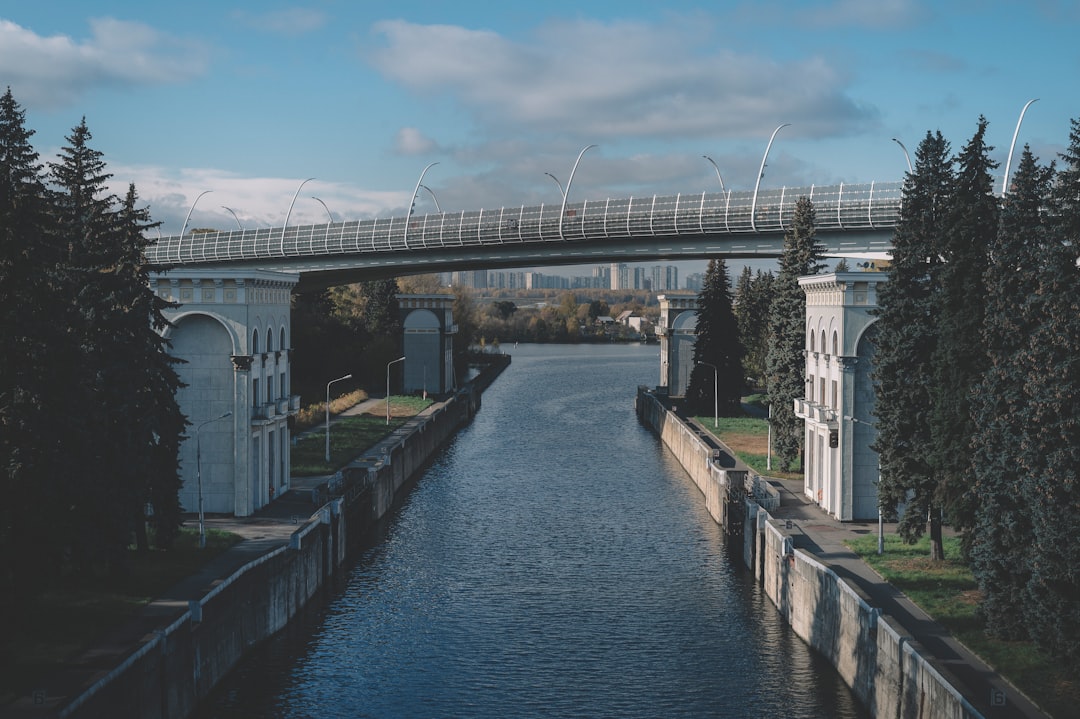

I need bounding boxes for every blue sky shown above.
[1,1,1077,277]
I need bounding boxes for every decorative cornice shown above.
[231,355,254,371]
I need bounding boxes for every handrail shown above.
[145,181,904,266]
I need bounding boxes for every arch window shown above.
[809,329,816,352]
[280,327,287,351]
[832,331,839,356]
[266,327,274,352]
[821,330,827,355]
[252,328,260,354]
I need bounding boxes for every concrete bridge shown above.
[151,180,901,520]
[147,181,902,289]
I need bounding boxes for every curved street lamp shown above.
[702,155,727,193]
[386,356,406,424]
[1002,98,1039,197]
[178,190,212,262]
[419,184,442,213]
[311,196,334,223]
[891,138,913,175]
[325,373,353,463]
[281,178,315,255]
[544,172,565,198]
[751,124,789,232]
[558,144,597,238]
[195,410,232,549]
[404,163,439,250]
[221,206,243,230]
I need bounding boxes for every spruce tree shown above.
[1021,117,1080,663]
[969,146,1051,639]
[929,117,998,550]
[686,258,745,417]
[0,88,66,607]
[734,267,774,387]
[872,131,951,547]
[766,196,825,471]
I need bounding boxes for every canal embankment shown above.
[19,356,510,719]
[636,386,1044,719]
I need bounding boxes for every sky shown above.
[1,1,1077,279]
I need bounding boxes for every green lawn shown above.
[3,527,242,705]
[290,396,432,475]
[693,414,803,480]
[846,535,1077,718]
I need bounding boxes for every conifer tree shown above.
[970,146,1051,639]
[686,258,745,416]
[929,117,998,548]
[734,267,774,387]
[1021,117,1080,663]
[0,88,66,605]
[766,196,825,470]
[872,131,951,548]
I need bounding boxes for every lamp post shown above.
[311,196,334,222]
[891,138,913,174]
[544,172,565,198]
[751,123,789,232]
[767,403,773,472]
[386,356,406,424]
[697,362,718,428]
[1002,98,1039,197]
[702,155,727,192]
[325,373,352,463]
[178,190,212,262]
[558,144,597,238]
[280,177,315,253]
[221,206,243,230]
[419,184,442,213]
[195,411,232,549]
[845,414,883,554]
[404,163,439,249]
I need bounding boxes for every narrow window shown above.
[252,328,260,354]
[832,331,839,356]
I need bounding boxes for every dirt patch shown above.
[720,431,768,455]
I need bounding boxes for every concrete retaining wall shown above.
[57,358,509,719]
[639,389,981,719]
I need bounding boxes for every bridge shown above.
[146,181,902,289]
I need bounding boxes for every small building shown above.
[794,271,886,522]
[656,293,698,396]
[151,269,300,517]
[398,294,457,396]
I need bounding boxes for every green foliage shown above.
[969,146,1052,640]
[929,116,998,537]
[734,267,774,386]
[766,196,824,471]
[1,92,186,626]
[687,258,745,416]
[872,130,951,544]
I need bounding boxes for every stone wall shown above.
[639,389,982,719]
[57,358,509,719]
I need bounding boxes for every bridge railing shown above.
[147,181,903,266]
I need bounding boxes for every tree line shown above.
[1,88,186,621]
[686,113,1080,665]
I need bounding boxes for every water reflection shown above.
[197,344,867,719]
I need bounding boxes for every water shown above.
[196,344,868,719]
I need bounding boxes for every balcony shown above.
[794,398,837,425]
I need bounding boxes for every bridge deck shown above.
[146,182,902,268]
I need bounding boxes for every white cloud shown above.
[795,0,925,29]
[369,17,877,142]
[0,18,208,109]
[109,164,411,234]
[395,127,439,155]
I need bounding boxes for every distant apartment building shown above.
[684,273,704,291]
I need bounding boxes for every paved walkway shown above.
[12,397,1050,718]
[768,477,1047,719]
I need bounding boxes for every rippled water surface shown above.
[197,344,868,718]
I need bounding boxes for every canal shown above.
[195,343,868,718]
